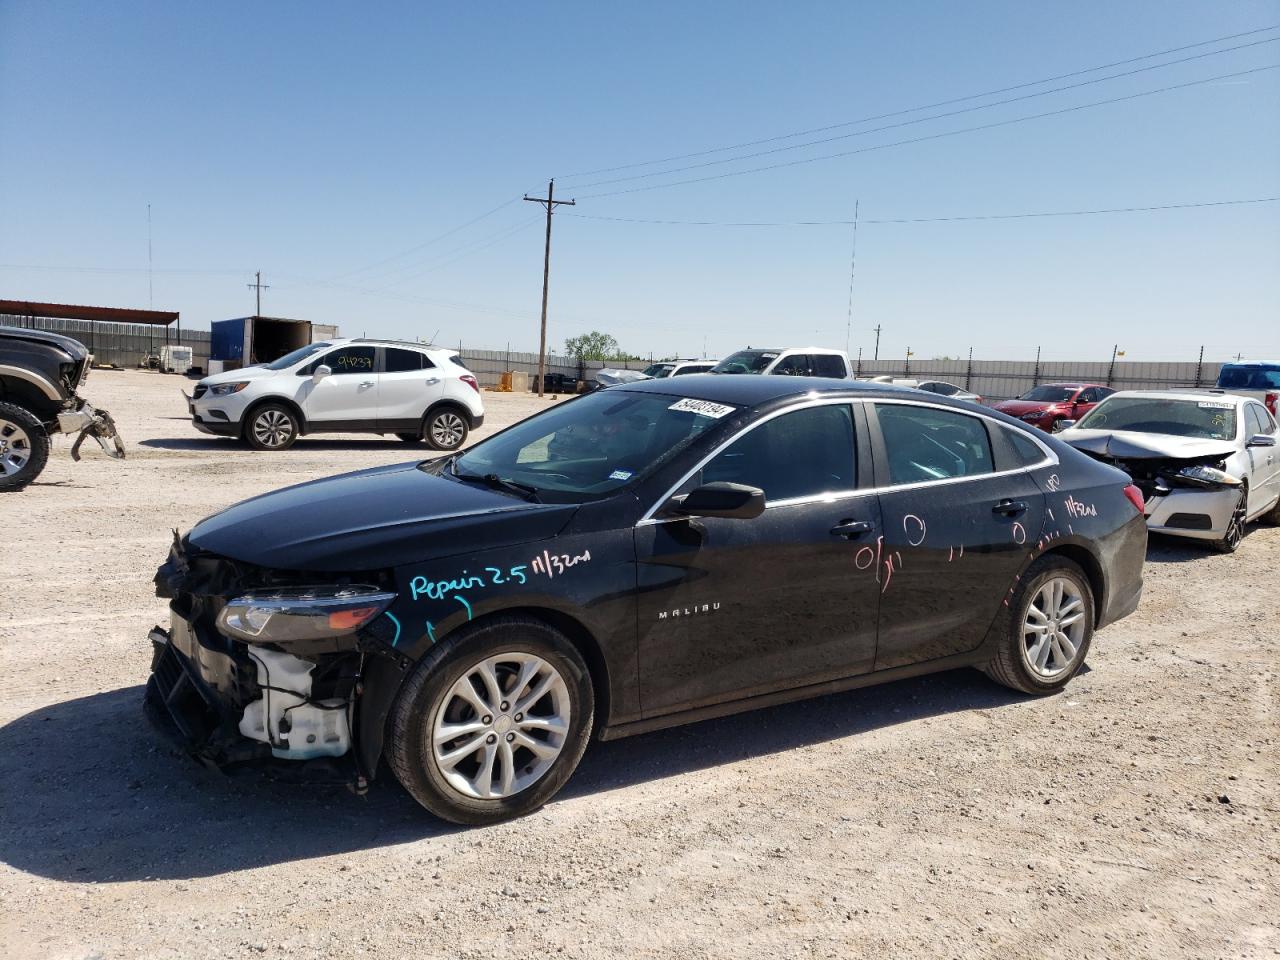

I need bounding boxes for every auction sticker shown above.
[669,398,736,419]
[609,469,633,481]
[1197,400,1234,409]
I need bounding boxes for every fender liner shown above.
[355,653,409,779]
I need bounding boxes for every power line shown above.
[576,64,1280,200]
[563,196,1280,227]
[559,23,1280,181]
[358,216,543,290]
[563,35,1280,192]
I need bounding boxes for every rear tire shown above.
[0,401,51,492]
[388,616,594,825]
[243,403,299,451]
[1212,487,1247,553]
[424,407,469,451]
[981,556,1094,695]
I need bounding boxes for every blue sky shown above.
[1,1,1277,363]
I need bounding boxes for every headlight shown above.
[217,586,396,643]
[1175,464,1242,488]
[208,381,250,397]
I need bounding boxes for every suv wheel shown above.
[0,402,50,492]
[388,616,594,825]
[425,408,468,451]
[244,403,299,451]
[981,556,1094,695]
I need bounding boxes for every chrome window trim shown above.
[637,395,1059,525]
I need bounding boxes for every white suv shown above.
[187,339,485,451]
[711,346,852,378]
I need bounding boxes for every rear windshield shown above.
[1075,397,1237,441]
[1216,364,1280,390]
[265,342,330,370]
[449,390,735,502]
[712,350,778,374]
[1018,385,1077,402]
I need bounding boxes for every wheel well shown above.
[0,376,59,422]
[1039,544,1105,626]
[242,396,307,435]
[424,398,477,428]
[476,605,612,732]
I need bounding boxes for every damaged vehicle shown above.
[0,325,125,491]
[147,375,1146,824]
[1058,391,1280,552]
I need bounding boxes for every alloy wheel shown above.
[431,412,466,448]
[0,418,32,476]
[1221,495,1247,551]
[252,409,293,448]
[430,652,570,800]
[1021,576,1086,680]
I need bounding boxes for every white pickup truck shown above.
[710,346,852,378]
[1216,363,1280,419]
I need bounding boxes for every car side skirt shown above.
[597,644,997,742]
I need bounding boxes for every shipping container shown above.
[210,316,314,370]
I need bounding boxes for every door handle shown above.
[360,380,375,387]
[830,518,874,539]
[426,377,441,385]
[992,499,1027,517]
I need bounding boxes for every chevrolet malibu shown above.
[147,376,1146,824]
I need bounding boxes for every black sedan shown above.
[147,375,1146,824]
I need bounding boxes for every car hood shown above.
[993,399,1055,415]
[0,324,89,362]
[1060,429,1238,462]
[188,462,579,571]
[201,364,280,386]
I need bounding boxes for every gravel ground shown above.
[1,369,1276,960]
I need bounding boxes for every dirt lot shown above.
[1,369,1277,960]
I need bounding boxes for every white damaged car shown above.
[1057,390,1280,552]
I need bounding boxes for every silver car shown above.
[1058,390,1280,552]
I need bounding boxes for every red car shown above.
[993,383,1115,432]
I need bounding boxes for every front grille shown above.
[1165,512,1213,530]
[193,384,208,400]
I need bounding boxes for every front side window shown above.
[1246,403,1272,437]
[712,350,779,375]
[450,390,731,502]
[1077,388,1100,403]
[773,354,811,376]
[1019,385,1077,403]
[1075,397,1237,441]
[672,364,712,376]
[876,403,993,485]
[314,345,376,375]
[644,363,676,378]
[811,354,848,378]
[700,404,855,503]
[384,348,424,372]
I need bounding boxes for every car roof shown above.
[1104,389,1249,405]
[615,373,914,405]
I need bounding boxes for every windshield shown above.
[643,363,676,378]
[712,350,778,375]
[1018,385,1077,403]
[448,390,736,502]
[1216,364,1280,390]
[265,342,331,370]
[1075,397,1237,441]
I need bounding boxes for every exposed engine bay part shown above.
[62,403,126,461]
[239,647,353,760]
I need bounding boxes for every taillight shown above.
[1266,391,1278,417]
[461,374,480,393]
[1122,484,1144,515]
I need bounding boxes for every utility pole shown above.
[248,271,270,316]
[524,180,575,398]
[1106,344,1118,387]
[872,324,882,361]
[844,199,859,355]
[1233,351,1244,362]
[1194,344,1204,388]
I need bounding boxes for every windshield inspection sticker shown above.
[609,469,633,481]
[1197,400,1234,409]
[669,398,735,419]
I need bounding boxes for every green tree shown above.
[564,331,620,361]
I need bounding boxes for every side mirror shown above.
[669,482,765,520]
[1247,433,1277,448]
[1053,419,1076,433]
[312,364,332,383]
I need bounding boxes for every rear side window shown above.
[384,348,424,372]
[449,353,468,371]
[811,354,847,378]
[875,404,993,485]
[701,404,855,503]
[1006,427,1047,466]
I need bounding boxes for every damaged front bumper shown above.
[56,401,126,462]
[1142,486,1240,541]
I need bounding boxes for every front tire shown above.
[243,403,299,451]
[1212,487,1247,552]
[0,402,50,491]
[424,407,469,451]
[981,556,1094,695]
[388,616,594,825]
